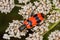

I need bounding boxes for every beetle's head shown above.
[18,24,26,31]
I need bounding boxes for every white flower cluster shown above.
[31,22,49,35]
[47,10,60,23]
[26,32,43,40]
[18,0,52,19]
[48,30,60,40]
[3,0,60,40]
[3,20,28,40]
[18,2,36,19]
[18,0,30,4]
[53,0,60,9]
[34,0,52,15]
[0,0,15,14]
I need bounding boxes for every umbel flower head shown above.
[0,0,15,14]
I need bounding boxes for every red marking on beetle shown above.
[19,13,44,31]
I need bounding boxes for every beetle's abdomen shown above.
[23,13,44,29]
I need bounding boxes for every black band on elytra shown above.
[34,16,41,23]
[27,20,32,27]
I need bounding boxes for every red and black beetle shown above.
[19,13,44,31]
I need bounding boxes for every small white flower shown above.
[3,34,10,40]
[34,1,40,6]
[18,0,30,4]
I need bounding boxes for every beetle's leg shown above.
[36,23,41,26]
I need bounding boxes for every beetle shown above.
[18,1,46,31]
[18,13,44,31]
